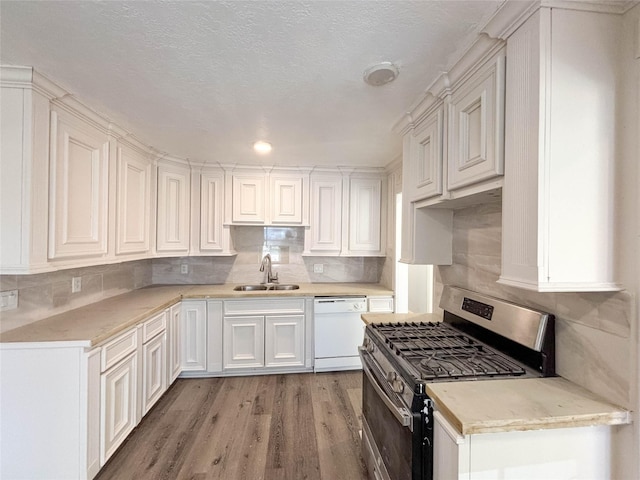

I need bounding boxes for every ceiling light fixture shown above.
[363,62,399,86]
[253,141,272,154]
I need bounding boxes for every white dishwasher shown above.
[314,296,367,372]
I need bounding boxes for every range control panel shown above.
[462,297,494,321]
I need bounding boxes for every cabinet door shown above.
[306,174,342,254]
[433,411,469,480]
[142,333,167,416]
[270,174,303,224]
[49,108,109,260]
[408,107,444,201]
[199,172,225,251]
[116,144,151,255]
[181,301,207,371]
[265,314,304,367]
[168,304,182,383]
[447,50,505,191]
[100,352,137,465]
[348,177,382,254]
[223,315,264,369]
[157,162,190,253]
[232,174,266,223]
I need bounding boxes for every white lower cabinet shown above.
[223,315,265,369]
[181,300,207,371]
[434,410,613,480]
[265,314,304,367]
[167,302,182,383]
[141,331,167,416]
[100,350,138,464]
[222,298,307,372]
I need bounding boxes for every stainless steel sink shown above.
[233,284,299,291]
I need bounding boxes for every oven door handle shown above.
[359,349,413,431]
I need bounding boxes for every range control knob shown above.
[391,379,405,394]
[362,337,375,353]
[386,371,397,383]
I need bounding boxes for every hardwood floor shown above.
[96,371,367,480]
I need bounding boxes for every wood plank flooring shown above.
[96,372,367,480]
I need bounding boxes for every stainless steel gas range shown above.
[358,286,555,480]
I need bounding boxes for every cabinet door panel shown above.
[232,175,265,223]
[349,178,382,253]
[410,108,444,200]
[223,315,264,369]
[142,333,167,416]
[157,164,190,253]
[447,52,505,190]
[168,304,182,383]
[200,173,224,251]
[307,175,342,253]
[116,145,151,255]
[271,176,303,223]
[265,314,304,367]
[49,109,109,259]
[181,301,207,371]
[101,352,137,464]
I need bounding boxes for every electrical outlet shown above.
[313,264,324,273]
[181,264,188,274]
[72,277,82,293]
[0,290,18,311]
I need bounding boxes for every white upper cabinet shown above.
[447,49,505,191]
[190,168,235,256]
[156,160,190,254]
[346,176,384,255]
[49,106,110,261]
[231,172,266,223]
[405,106,444,202]
[499,7,623,292]
[304,173,343,255]
[227,168,308,226]
[115,144,152,256]
[0,67,52,274]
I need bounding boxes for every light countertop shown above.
[427,377,632,434]
[0,283,393,346]
[360,312,442,324]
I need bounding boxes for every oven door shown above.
[360,350,427,480]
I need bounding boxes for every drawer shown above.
[224,298,305,315]
[142,310,167,343]
[368,297,394,313]
[101,327,138,373]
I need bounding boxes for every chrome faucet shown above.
[259,253,278,284]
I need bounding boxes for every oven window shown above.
[362,372,413,480]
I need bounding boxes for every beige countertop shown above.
[426,377,632,435]
[0,283,393,346]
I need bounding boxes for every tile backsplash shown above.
[434,202,635,409]
[1,226,385,333]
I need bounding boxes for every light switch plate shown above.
[0,290,18,311]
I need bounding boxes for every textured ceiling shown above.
[0,0,504,168]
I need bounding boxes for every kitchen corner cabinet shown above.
[115,143,152,256]
[305,173,343,255]
[222,298,307,372]
[433,410,613,479]
[49,106,110,261]
[499,8,623,292]
[181,300,207,372]
[191,168,235,255]
[156,160,191,254]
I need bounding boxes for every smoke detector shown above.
[363,62,399,86]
